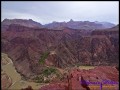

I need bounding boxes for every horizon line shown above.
[1,18,119,25]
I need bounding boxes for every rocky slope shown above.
[40,66,119,90]
[1,19,43,31]
[1,72,12,89]
[94,21,115,28]
[1,23,119,79]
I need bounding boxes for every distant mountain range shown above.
[45,19,115,30]
[2,19,116,31]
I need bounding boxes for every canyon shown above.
[1,19,119,90]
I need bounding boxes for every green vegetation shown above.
[39,52,50,64]
[42,67,57,77]
[34,67,62,83]
[34,75,44,83]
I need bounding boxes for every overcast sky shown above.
[1,1,119,25]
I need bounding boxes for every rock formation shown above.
[40,66,119,90]
[1,24,119,78]
[44,20,115,30]
[1,72,12,89]
[2,19,115,31]
[2,19,42,31]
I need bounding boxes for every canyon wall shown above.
[1,24,119,78]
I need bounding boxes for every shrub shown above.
[34,75,44,83]
[42,67,57,77]
[39,52,49,64]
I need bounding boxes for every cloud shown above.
[1,1,119,24]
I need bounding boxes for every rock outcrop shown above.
[1,72,12,89]
[40,66,119,90]
[21,86,33,90]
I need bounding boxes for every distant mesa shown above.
[2,19,43,31]
[1,18,116,31]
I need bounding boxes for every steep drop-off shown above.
[1,24,119,78]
